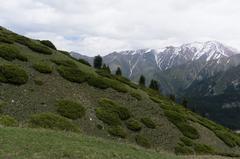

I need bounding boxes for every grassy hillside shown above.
[0,127,180,159]
[0,26,240,158]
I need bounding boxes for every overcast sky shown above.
[1,0,240,56]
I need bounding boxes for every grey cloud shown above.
[1,0,240,56]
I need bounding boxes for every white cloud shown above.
[1,0,240,56]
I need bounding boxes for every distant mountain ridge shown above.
[71,41,240,85]
[71,41,240,129]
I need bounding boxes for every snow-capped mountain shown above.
[104,41,239,72]
[70,41,240,91]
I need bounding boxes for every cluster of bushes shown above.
[40,40,56,50]
[140,117,156,129]
[57,66,89,83]
[0,115,17,127]
[135,135,151,148]
[0,64,28,85]
[0,44,28,61]
[29,112,79,132]
[26,41,53,55]
[33,61,53,74]
[96,98,131,126]
[107,126,127,138]
[56,100,86,120]
[164,110,199,139]
[125,118,142,131]
[176,137,215,155]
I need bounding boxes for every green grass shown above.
[56,100,86,120]
[0,127,180,159]
[0,64,28,85]
[33,61,53,74]
[29,112,79,132]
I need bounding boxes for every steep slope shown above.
[0,26,240,157]
[71,42,240,129]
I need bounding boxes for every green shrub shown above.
[177,123,200,139]
[0,115,17,127]
[0,44,27,61]
[95,107,121,126]
[78,59,91,66]
[98,98,131,120]
[26,41,52,55]
[0,64,28,85]
[56,100,86,120]
[135,135,151,148]
[125,118,142,131]
[141,117,156,129]
[29,112,79,132]
[164,110,199,139]
[215,130,237,147]
[114,76,138,89]
[40,40,56,50]
[34,78,44,86]
[130,92,142,100]
[33,61,53,74]
[180,137,194,146]
[193,143,215,155]
[51,59,77,67]
[87,76,109,89]
[195,115,240,147]
[109,80,128,93]
[12,34,30,46]
[57,66,89,83]
[107,126,127,138]
[0,100,6,114]
[96,69,113,78]
[175,145,194,155]
[0,34,14,44]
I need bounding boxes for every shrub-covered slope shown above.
[0,26,240,157]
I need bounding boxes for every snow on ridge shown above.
[115,41,238,63]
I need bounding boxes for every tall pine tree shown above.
[139,75,146,86]
[115,67,122,76]
[149,79,159,90]
[93,55,102,69]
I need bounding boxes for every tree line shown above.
[93,55,188,107]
